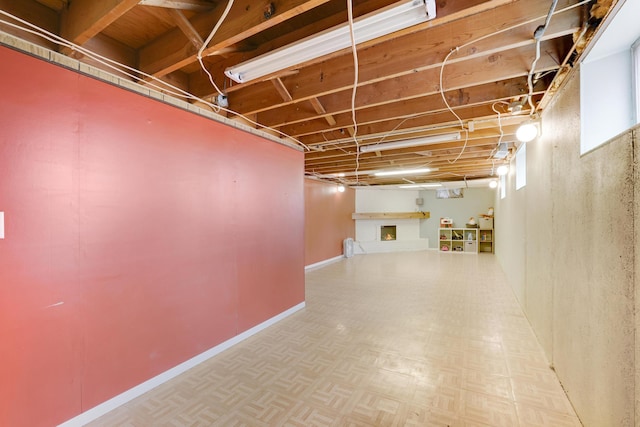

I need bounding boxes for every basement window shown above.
[580,3,640,154]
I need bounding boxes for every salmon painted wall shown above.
[304,179,355,266]
[0,46,305,427]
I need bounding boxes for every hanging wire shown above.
[438,47,469,164]
[436,0,589,164]
[346,0,361,183]
[196,0,235,109]
[0,9,311,152]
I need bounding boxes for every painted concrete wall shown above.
[495,69,637,425]
[354,188,429,253]
[419,188,495,249]
[356,188,422,212]
[495,164,527,305]
[0,46,305,427]
[304,179,355,266]
[523,128,554,357]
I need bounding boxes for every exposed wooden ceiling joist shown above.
[139,0,217,12]
[1,0,613,186]
[60,0,140,47]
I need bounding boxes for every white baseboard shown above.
[58,302,306,427]
[304,255,344,271]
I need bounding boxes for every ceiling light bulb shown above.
[516,122,539,142]
[496,165,509,176]
[337,185,345,192]
[489,180,498,189]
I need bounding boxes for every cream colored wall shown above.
[495,69,637,426]
[494,169,526,305]
[523,111,554,357]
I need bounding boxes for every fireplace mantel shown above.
[351,212,430,220]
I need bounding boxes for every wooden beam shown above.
[139,0,333,78]
[139,0,215,11]
[168,9,203,49]
[34,0,68,11]
[264,77,540,131]
[216,0,581,114]
[60,0,140,46]
[281,39,559,144]
[305,133,511,163]
[309,97,337,126]
[79,33,138,77]
[271,78,293,102]
[352,212,431,220]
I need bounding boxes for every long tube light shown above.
[398,183,442,188]
[374,168,432,177]
[360,131,461,153]
[225,0,436,84]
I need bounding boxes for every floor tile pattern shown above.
[88,252,581,426]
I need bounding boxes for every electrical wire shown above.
[490,101,509,157]
[327,0,593,154]
[346,0,361,183]
[197,0,235,106]
[436,0,588,165]
[527,0,559,114]
[439,47,469,164]
[0,9,311,151]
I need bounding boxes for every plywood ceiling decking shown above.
[1,0,616,186]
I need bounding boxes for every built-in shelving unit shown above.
[479,229,494,253]
[439,228,478,253]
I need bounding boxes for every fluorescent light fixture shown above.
[496,165,509,176]
[374,168,431,177]
[360,132,461,153]
[516,121,539,142]
[398,183,442,188]
[225,0,436,83]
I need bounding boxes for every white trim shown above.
[305,255,344,271]
[57,302,306,427]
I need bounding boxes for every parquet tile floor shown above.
[88,251,581,426]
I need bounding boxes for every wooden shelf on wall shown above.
[351,212,430,220]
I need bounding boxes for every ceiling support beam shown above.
[139,0,216,12]
[168,9,203,49]
[263,77,541,131]
[309,98,337,126]
[271,78,293,102]
[214,1,581,114]
[139,0,332,78]
[60,0,140,47]
[276,42,559,141]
